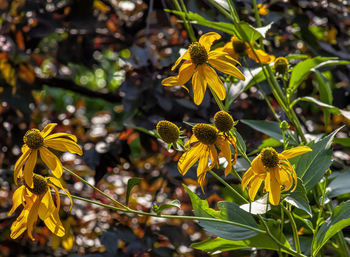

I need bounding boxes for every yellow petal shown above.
[48,182,61,210]
[208,55,245,81]
[48,177,73,212]
[10,208,29,239]
[251,155,266,176]
[8,186,25,216]
[198,32,221,52]
[23,149,38,188]
[248,176,263,201]
[266,171,281,205]
[247,48,275,64]
[242,168,255,190]
[208,144,219,170]
[27,196,41,240]
[208,50,241,66]
[280,146,312,160]
[184,134,199,150]
[44,138,83,155]
[161,76,180,87]
[202,65,225,100]
[40,123,57,138]
[192,67,207,105]
[177,61,195,85]
[171,50,190,71]
[271,166,292,192]
[44,133,77,142]
[217,137,232,177]
[177,143,204,175]
[38,191,56,220]
[44,208,65,237]
[39,147,63,178]
[14,147,31,186]
[197,145,209,179]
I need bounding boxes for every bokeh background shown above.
[0,0,350,256]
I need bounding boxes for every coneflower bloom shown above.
[162,32,245,105]
[8,174,72,240]
[14,123,83,188]
[242,146,312,205]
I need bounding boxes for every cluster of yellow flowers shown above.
[160,32,311,205]
[9,123,82,240]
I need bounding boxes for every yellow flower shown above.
[221,36,275,64]
[178,123,237,190]
[242,146,312,205]
[257,3,269,15]
[8,174,73,240]
[14,123,83,188]
[162,32,245,105]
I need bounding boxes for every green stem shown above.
[208,169,248,204]
[231,166,242,181]
[63,167,128,209]
[62,192,265,234]
[209,86,226,111]
[258,215,307,257]
[172,0,196,42]
[282,204,301,253]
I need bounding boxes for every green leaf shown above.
[285,54,309,61]
[165,10,239,35]
[293,96,350,121]
[327,171,350,198]
[312,200,350,255]
[233,128,246,154]
[249,138,282,155]
[192,219,290,253]
[284,178,312,216]
[238,21,273,41]
[152,200,181,215]
[184,185,259,240]
[295,127,343,190]
[126,178,142,206]
[314,70,332,128]
[333,138,350,147]
[289,57,337,93]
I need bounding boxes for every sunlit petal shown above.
[23,149,38,188]
[198,32,221,52]
[177,143,204,175]
[44,208,65,237]
[192,67,207,105]
[44,133,77,142]
[171,50,190,71]
[14,148,31,186]
[40,123,57,138]
[248,176,263,201]
[208,56,245,81]
[38,191,56,220]
[203,65,225,100]
[8,186,26,216]
[44,138,83,155]
[280,146,312,160]
[48,177,73,211]
[247,48,275,64]
[39,147,63,178]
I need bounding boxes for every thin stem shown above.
[63,166,128,209]
[231,166,242,182]
[209,86,225,111]
[282,204,301,253]
[208,170,248,204]
[206,0,233,21]
[62,192,265,234]
[258,215,307,257]
[172,0,196,42]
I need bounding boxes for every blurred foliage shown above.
[0,0,350,256]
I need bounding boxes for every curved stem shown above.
[282,204,301,253]
[63,166,128,209]
[209,86,225,111]
[62,192,265,234]
[172,0,196,42]
[208,170,248,204]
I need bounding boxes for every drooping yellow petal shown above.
[177,143,204,175]
[251,155,267,176]
[246,48,275,64]
[280,146,312,160]
[208,54,245,81]
[242,168,255,190]
[266,171,281,206]
[44,133,77,142]
[202,65,225,100]
[44,138,83,155]
[208,144,219,170]
[23,149,38,188]
[248,176,263,201]
[177,61,195,85]
[198,32,221,52]
[161,76,180,87]
[48,183,61,210]
[192,67,207,105]
[171,50,190,71]
[14,147,31,185]
[280,160,298,192]
[40,123,57,138]
[38,191,56,220]
[217,137,232,177]
[271,166,293,192]
[222,41,239,60]
[27,196,41,240]
[10,208,30,239]
[39,147,63,178]
[48,177,73,211]
[44,208,65,237]
[8,186,25,216]
[196,145,209,180]
[208,50,241,66]
[184,134,199,150]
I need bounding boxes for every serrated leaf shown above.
[285,178,312,216]
[184,185,259,240]
[295,127,343,190]
[126,178,142,206]
[312,200,350,256]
